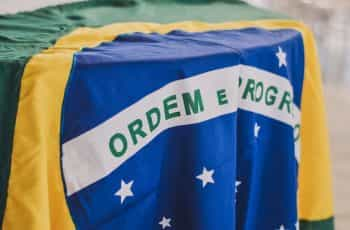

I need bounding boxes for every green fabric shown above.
[0,0,289,227]
[0,58,27,229]
[300,217,335,230]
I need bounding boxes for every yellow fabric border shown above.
[4,20,333,230]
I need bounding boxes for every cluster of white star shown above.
[114,46,293,229]
[115,180,173,229]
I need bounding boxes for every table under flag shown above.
[0,1,334,229]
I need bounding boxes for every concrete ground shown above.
[325,84,350,230]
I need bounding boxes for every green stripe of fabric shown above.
[0,59,27,229]
[300,217,335,230]
[0,0,288,227]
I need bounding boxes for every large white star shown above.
[115,179,134,204]
[196,167,215,188]
[277,225,286,230]
[159,216,171,229]
[276,46,287,67]
[254,122,261,138]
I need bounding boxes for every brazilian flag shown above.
[0,0,334,229]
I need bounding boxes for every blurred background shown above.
[1,0,349,229]
[245,1,350,229]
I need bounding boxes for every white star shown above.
[276,46,287,67]
[196,167,215,188]
[254,122,261,138]
[159,216,171,229]
[234,181,242,203]
[295,221,299,230]
[277,225,287,230]
[115,179,134,204]
[235,181,242,193]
